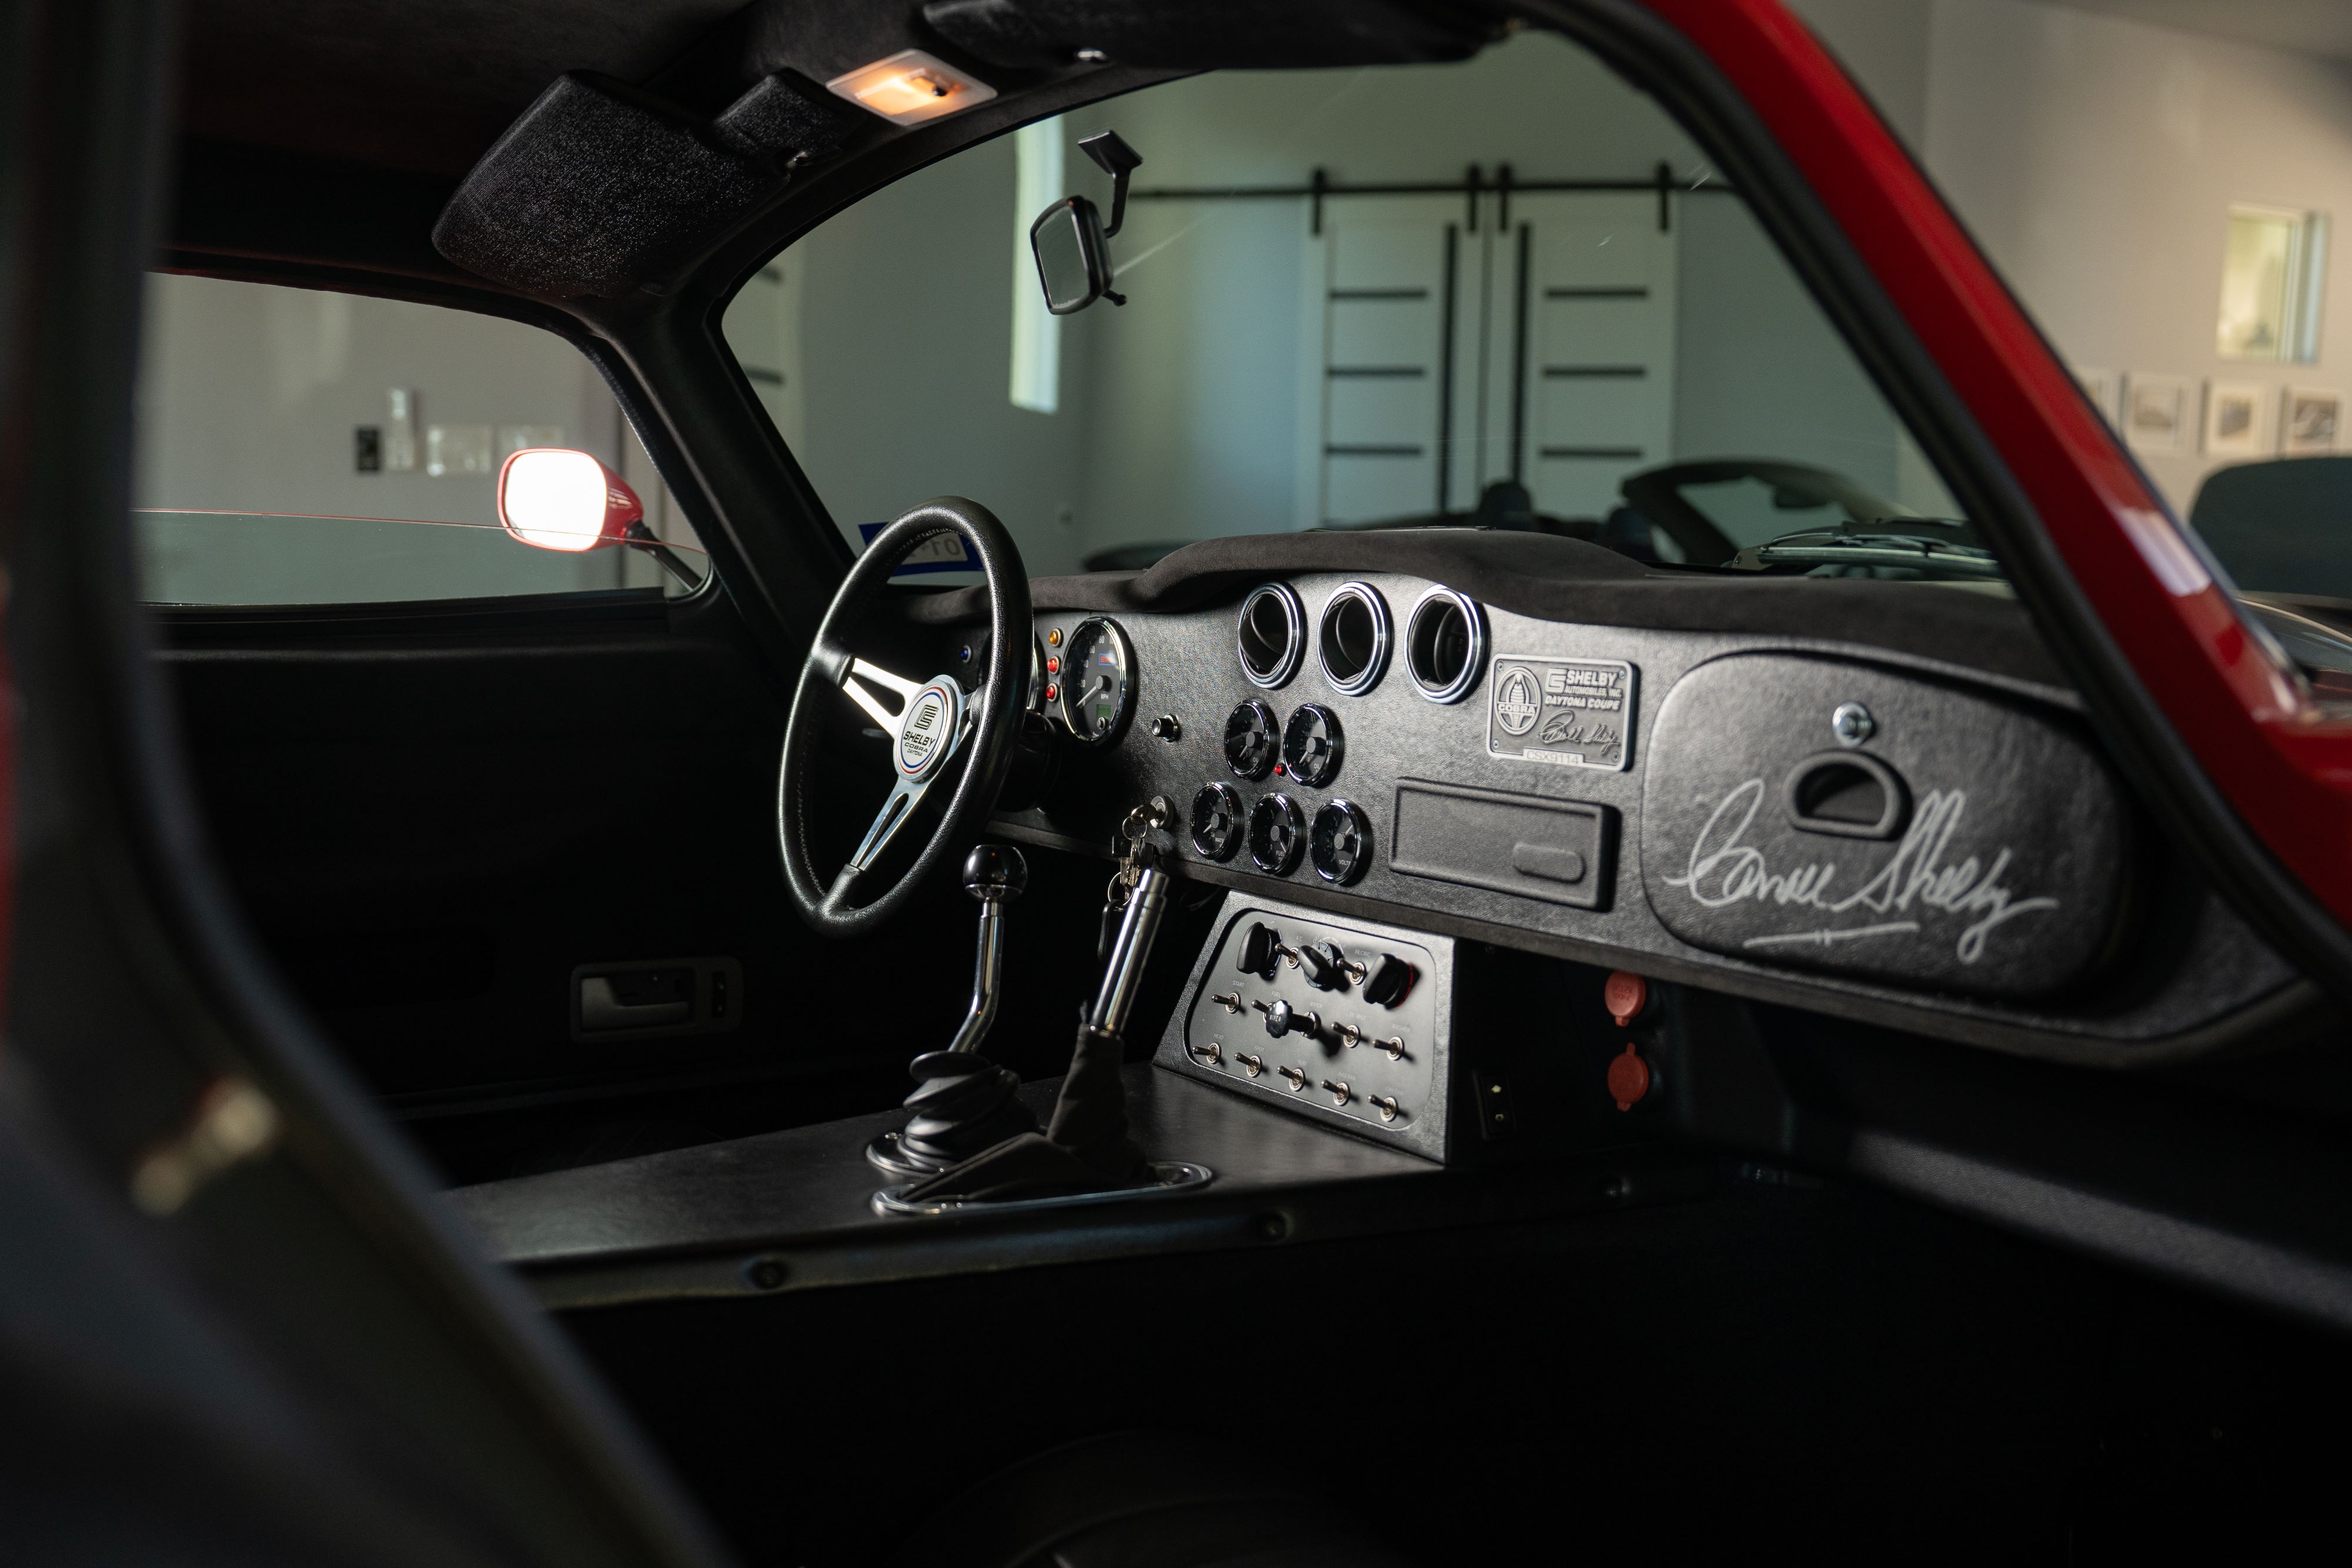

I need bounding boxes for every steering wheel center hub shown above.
[896,679,964,780]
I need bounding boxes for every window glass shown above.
[134,276,703,606]
[1778,0,2352,663]
[724,29,1969,589]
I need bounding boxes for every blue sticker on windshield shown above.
[858,521,976,576]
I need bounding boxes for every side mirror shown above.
[1028,129,1142,316]
[497,447,641,551]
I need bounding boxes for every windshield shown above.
[723,29,1968,583]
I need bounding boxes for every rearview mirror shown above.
[1028,128,1142,316]
[1030,197,1117,316]
[497,447,640,551]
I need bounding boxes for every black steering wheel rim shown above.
[777,497,1031,938]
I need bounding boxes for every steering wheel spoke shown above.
[848,773,930,872]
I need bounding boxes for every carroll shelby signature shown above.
[1663,778,2058,964]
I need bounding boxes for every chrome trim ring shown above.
[1236,582,1307,690]
[1316,581,1392,696]
[1405,585,1487,705]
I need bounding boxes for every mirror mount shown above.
[1078,129,1142,239]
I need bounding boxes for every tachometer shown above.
[1058,617,1135,745]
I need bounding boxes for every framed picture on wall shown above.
[2202,380,2268,458]
[2074,367,2121,427]
[2281,386,2344,456]
[2124,373,2189,454]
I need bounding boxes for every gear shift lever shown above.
[866,844,1041,1177]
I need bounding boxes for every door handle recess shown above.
[1782,751,1909,840]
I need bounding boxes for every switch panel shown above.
[1154,895,1455,1161]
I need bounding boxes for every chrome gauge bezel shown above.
[1248,794,1307,875]
[1280,703,1345,789]
[1057,616,1137,747]
[1190,783,1245,861]
[1316,581,1392,696]
[1404,585,1487,705]
[1235,582,1307,690]
[1309,798,1374,885]
[1222,698,1279,780]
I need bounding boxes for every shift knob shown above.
[963,842,1028,902]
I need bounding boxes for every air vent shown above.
[1405,586,1485,704]
[1236,583,1306,689]
[1317,583,1391,695]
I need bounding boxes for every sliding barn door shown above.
[1301,188,1679,528]
[1297,196,1480,527]
[1487,192,1679,520]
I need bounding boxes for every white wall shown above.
[1793,0,2352,514]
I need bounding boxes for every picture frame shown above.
[2123,373,2189,455]
[2074,367,2121,427]
[2203,380,2269,458]
[2281,385,2344,456]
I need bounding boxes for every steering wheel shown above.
[778,498,1032,938]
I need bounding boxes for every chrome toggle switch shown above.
[1321,1079,1351,1106]
[1335,1021,1362,1049]
[1278,1064,1308,1091]
[1369,1095,1400,1122]
[1210,990,1242,1014]
[1238,1052,1264,1078]
[1253,997,1319,1039]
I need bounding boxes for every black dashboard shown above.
[908,530,2308,1066]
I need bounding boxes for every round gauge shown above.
[1248,794,1307,875]
[1058,617,1135,746]
[1281,704,1344,788]
[1222,700,1278,780]
[1190,783,1245,861]
[1310,799,1373,885]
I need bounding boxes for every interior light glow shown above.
[826,49,995,126]
[497,447,638,553]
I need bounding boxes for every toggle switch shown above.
[1378,1035,1406,1061]
[1278,1064,1307,1091]
[1362,954,1416,1008]
[1335,1021,1362,1049]
[1369,1095,1400,1122]
[1237,922,1300,977]
[1298,941,1367,992]
[1238,1052,1264,1078]
[1210,990,1242,1014]
[1253,997,1319,1039]
[1321,1079,1351,1106]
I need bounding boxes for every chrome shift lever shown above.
[950,842,1026,1055]
[866,842,1040,1177]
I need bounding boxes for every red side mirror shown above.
[496,447,642,552]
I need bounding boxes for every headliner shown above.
[169,0,944,285]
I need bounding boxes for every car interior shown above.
[13,0,2352,1563]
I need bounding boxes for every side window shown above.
[133,276,703,606]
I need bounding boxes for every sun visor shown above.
[432,70,858,300]
[921,0,1493,69]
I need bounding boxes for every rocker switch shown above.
[1362,954,1416,1008]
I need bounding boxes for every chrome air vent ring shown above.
[1405,586,1486,705]
[1236,583,1307,690]
[1317,581,1391,696]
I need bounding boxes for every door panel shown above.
[157,591,987,1181]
